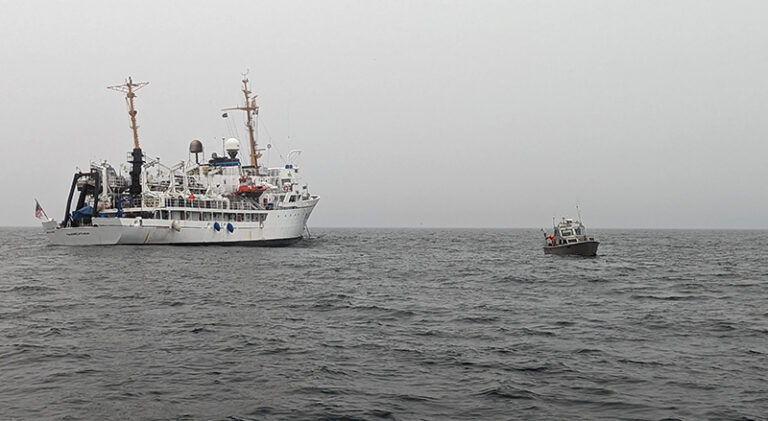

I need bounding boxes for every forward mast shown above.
[223,74,260,168]
[107,77,149,197]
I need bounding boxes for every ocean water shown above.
[1,227,766,420]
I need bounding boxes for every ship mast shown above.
[108,77,149,197]
[108,77,149,149]
[223,74,260,167]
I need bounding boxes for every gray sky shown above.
[2,0,767,228]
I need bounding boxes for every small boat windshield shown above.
[575,227,584,235]
[561,229,573,236]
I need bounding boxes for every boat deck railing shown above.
[119,197,258,211]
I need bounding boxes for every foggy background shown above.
[1,0,766,229]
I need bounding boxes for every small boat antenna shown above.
[576,204,583,224]
[222,72,261,168]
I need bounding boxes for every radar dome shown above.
[189,139,203,153]
[225,138,240,159]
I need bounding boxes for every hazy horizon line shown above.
[6,225,767,231]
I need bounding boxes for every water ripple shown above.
[0,228,766,420]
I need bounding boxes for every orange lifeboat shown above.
[236,183,267,197]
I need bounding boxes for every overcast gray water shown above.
[1,228,766,420]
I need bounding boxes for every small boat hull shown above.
[543,240,599,256]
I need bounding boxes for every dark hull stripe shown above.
[543,241,599,256]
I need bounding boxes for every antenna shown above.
[576,204,583,224]
[222,72,260,168]
[107,77,149,198]
[107,77,149,149]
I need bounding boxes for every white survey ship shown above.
[41,76,319,246]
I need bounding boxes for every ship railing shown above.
[122,196,257,211]
[159,198,252,210]
[143,197,160,208]
[163,198,220,209]
[229,200,258,211]
[119,197,157,209]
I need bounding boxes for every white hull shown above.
[43,199,317,246]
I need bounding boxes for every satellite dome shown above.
[189,139,203,153]
[225,138,240,159]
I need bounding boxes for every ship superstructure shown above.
[42,76,319,245]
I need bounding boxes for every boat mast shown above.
[223,73,260,167]
[108,77,149,197]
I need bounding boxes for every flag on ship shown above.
[35,200,46,219]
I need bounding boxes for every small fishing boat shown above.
[543,217,599,256]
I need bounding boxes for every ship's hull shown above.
[43,200,317,246]
[543,240,599,256]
